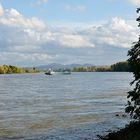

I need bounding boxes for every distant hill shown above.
[25,61,129,72]
[34,63,93,70]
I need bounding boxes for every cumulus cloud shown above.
[0,52,54,66]
[108,17,133,32]
[108,0,140,6]
[0,3,3,16]
[0,8,45,30]
[128,0,140,5]
[59,35,95,48]
[80,17,138,48]
[0,4,138,65]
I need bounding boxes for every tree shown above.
[0,66,5,74]
[111,61,129,72]
[125,8,140,119]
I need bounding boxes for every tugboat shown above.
[61,69,71,75]
[45,69,55,75]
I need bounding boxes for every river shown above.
[0,72,133,140]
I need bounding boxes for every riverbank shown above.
[0,65,39,74]
[99,121,140,140]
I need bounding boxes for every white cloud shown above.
[64,5,86,12]
[59,35,95,48]
[107,0,140,6]
[128,0,140,5]
[0,52,54,65]
[0,7,45,30]
[81,17,138,48]
[0,4,138,65]
[108,17,133,32]
[9,8,21,17]
[0,3,3,16]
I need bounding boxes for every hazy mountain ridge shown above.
[35,63,94,70]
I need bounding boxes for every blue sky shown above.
[0,0,139,66]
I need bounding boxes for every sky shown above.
[0,0,139,66]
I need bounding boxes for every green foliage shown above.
[0,66,5,74]
[72,66,96,72]
[125,8,140,119]
[96,66,111,72]
[110,61,129,72]
[72,62,129,72]
[0,65,39,74]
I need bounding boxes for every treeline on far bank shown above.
[72,61,130,72]
[0,65,38,74]
[0,61,130,74]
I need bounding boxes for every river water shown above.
[0,72,133,140]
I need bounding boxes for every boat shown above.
[45,69,55,75]
[61,69,71,75]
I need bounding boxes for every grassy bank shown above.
[98,121,140,140]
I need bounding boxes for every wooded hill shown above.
[72,61,130,72]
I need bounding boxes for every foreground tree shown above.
[125,8,140,119]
